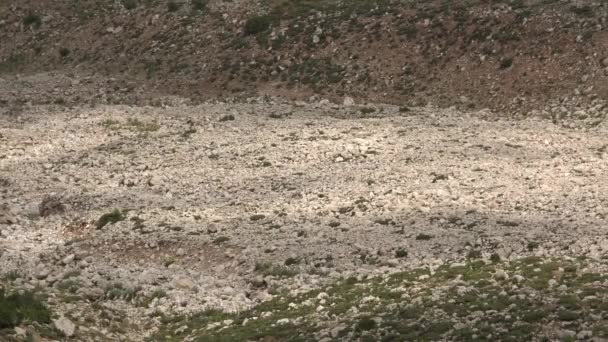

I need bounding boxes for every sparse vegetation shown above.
[466,249,482,259]
[2,271,22,282]
[126,118,160,132]
[213,236,230,245]
[122,0,138,10]
[59,47,71,58]
[191,0,207,11]
[152,257,608,341]
[0,54,26,73]
[0,288,51,329]
[570,5,593,17]
[527,241,540,251]
[23,14,42,28]
[4,1,608,341]
[96,209,125,229]
[244,16,272,35]
[415,233,433,241]
[167,1,181,12]
[100,118,160,132]
[105,282,140,301]
[138,289,167,307]
[360,107,376,114]
[254,262,299,278]
[284,257,299,266]
[56,279,81,293]
[499,56,514,69]
[357,317,376,331]
[395,248,408,258]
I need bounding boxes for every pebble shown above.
[53,316,76,337]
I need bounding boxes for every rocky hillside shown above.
[1,0,608,114]
[2,1,608,341]
[1,93,608,340]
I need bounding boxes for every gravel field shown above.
[1,98,608,341]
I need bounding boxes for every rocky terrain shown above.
[1,70,608,340]
[1,0,608,341]
[1,0,608,112]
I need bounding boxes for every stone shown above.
[35,269,50,280]
[54,316,76,337]
[207,224,218,234]
[174,325,188,334]
[556,329,576,339]
[276,318,290,325]
[577,330,593,339]
[174,277,196,291]
[62,254,75,265]
[385,258,400,267]
[78,287,105,301]
[343,97,355,106]
[0,203,15,225]
[330,324,346,338]
[14,327,26,337]
[493,269,509,281]
[601,57,608,68]
[249,275,267,289]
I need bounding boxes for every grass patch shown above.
[167,1,181,12]
[100,118,160,132]
[96,209,125,229]
[0,288,51,329]
[415,233,433,241]
[23,13,41,28]
[105,283,140,301]
[499,56,514,69]
[192,0,207,11]
[122,0,138,10]
[244,15,272,35]
[150,256,608,341]
[2,271,21,282]
[255,262,299,278]
[213,236,230,245]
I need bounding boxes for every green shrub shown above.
[23,14,41,28]
[415,233,433,241]
[360,107,376,114]
[168,1,181,12]
[0,289,51,329]
[105,283,140,301]
[284,257,299,266]
[357,317,376,331]
[499,57,513,69]
[570,5,593,17]
[96,209,125,229]
[467,249,482,259]
[244,15,272,35]
[192,0,207,11]
[395,248,408,258]
[59,48,71,58]
[122,0,138,10]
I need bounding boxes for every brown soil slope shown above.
[1,0,607,111]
